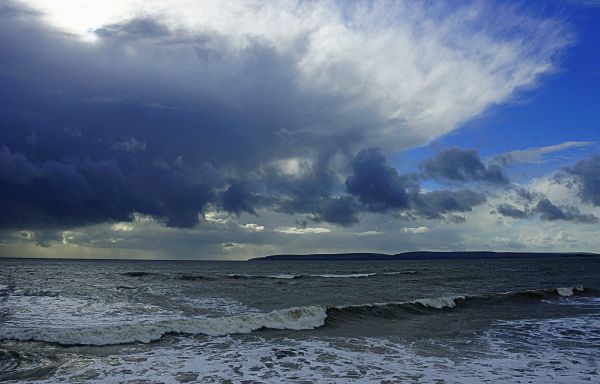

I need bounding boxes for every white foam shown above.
[556,285,584,297]
[227,273,298,279]
[332,295,465,312]
[309,273,377,278]
[1,295,175,328]
[267,274,297,279]
[413,296,465,309]
[180,296,260,316]
[227,272,379,279]
[28,330,600,384]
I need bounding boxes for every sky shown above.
[0,0,599,260]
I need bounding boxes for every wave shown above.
[227,274,300,280]
[309,273,376,278]
[121,271,418,281]
[176,274,213,281]
[121,272,161,277]
[1,285,593,346]
[0,306,327,346]
[225,271,415,280]
[326,285,593,321]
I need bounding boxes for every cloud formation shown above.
[0,146,215,229]
[495,204,530,219]
[492,141,594,166]
[422,148,509,184]
[565,155,600,206]
[1,0,595,259]
[345,148,412,212]
[534,198,598,223]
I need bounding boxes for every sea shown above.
[0,256,599,383]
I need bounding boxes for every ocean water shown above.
[0,257,599,383]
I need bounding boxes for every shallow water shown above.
[1,257,599,383]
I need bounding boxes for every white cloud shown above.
[530,175,579,206]
[61,231,80,245]
[204,211,231,225]
[492,141,594,165]
[221,242,245,251]
[355,230,384,236]
[401,226,430,234]
[111,222,134,232]
[241,223,265,232]
[274,226,330,235]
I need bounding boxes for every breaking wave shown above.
[0,285,593,346]
[0,306,327,346]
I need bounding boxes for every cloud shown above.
[219,182,258,216]
[315,196,360,227]
[495,203,530,219]
[221,242,246,251]
[111,222,134,232]
[1,0,570,158]
[271,148,489,225]
[274,227,330,235]
[355,230,383,236]
[413,189,487,219]
[534,198,598,223]
[0,146,214,229]
[565,155,600,206]
[422,148,509,184]
[0,0,585,257]
[342,148,488,221]
[12,0,568,152]
[492,141,594,166]
[112,137,146,153]
[241,223,264,232]
[345,148,412,212]
[94,18,171,41]
[401,226,430,234]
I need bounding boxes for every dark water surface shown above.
[0,257,599,383]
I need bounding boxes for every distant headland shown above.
[249,251,598,262]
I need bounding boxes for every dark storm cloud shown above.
[0,3,347,229]
[0,146,215,229]
[345,148,413,212]
[534,198,598,223]
[315,196,360,227]
[266,148,488,225]
[422,148,509,185]
[0,2,346,172]
[413,189,487,219]
[337,148,486,220]
[495,203,530,219]
[565,155,600,206]
[275,195,359,227]
[219,182,258,216]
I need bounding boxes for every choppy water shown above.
[0,257,599,383]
